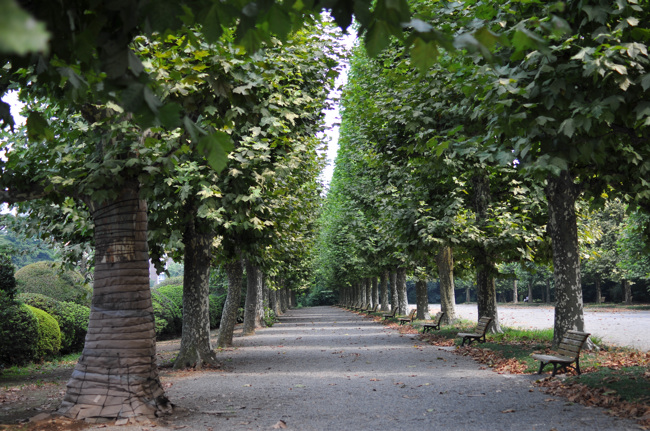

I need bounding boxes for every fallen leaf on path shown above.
[272,420,287,429]
[501,409,516,413]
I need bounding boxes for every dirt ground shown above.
[0,305,646,430]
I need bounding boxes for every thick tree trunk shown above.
[472,172,500,333]
[216,259,243,348]
[389,272,398,311]
[545,279,551,303]
[243,260,263,335]
[415,279,430,320]
[528,281,533,303]
[59,185,171,421]
[396,268,408,315]
[380,271,389,311]
[436,246,456,324]
[360,280,367,307]
[623,279,632,305]
[595,278,602,304]
[260,277,267,327]
[174,213,217,369]
[466,285,471,303]
[546,170,585,346]
[513,279,518,304]
[371,277,379,309]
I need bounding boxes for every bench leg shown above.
[537,361,546,374]
[575,359,581,375]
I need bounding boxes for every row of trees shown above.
[1,12,341,421]
[317,0,650,346]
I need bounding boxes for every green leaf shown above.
[26,111,54,142]
[0,0,49,55]
[365,20,392,57]
[198,131,234,172]
[410,37,438,72]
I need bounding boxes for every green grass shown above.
[571,367,650,403]
[0,352,80,380]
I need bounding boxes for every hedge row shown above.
[14,261,92,306]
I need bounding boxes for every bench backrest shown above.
[557,330,590,359]
[408,309,416,319]
[434,311,445,324]
[476,316,492,335]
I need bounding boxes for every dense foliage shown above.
[18,292,90,354]
[0,303,38,366]
[14,261,92,306]
[27,304,62,360]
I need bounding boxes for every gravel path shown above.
[94,306,639,431]
[440,304,650,352]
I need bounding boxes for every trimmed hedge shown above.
[151,284,225,339]
[18,293,90,354]
[154,276,183,288]
[15,261,92,306]
[26,305,62,360]
[0,302,39,366]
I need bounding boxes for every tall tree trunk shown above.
[360,280,367,307]
[59,185,171,421]
[216,259,243,348]
[415,278,430,320]
[380,271,389,311]
[243,260,263,335]
[546,170,585,346]
[174,212,217,369]
[465,285,471,303]
[545,278,551,303]
[595,278,602,304]
[396,268,408,315]
[436,246,456,324]
[512,279,518,304]
[528,281,533,303]
[472,172,500,333]
[390,272,398,311]
[623,279,632,305]
[371,277,379,309]
[260,277,268,327]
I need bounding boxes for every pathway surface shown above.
[443,303,650,351]
[96,306,638,431]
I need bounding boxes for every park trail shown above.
[93,306,639,431]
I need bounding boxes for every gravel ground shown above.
[91,306,641,431]
[440,303,650,352]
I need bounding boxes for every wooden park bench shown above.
[457,316,492,346]
[398,309,417,325]
[531,330,591,377]
[362,304,378,314]
[421,311,445,333]
[382,307,398,321]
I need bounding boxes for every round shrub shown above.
[0,303,39,366]
[151,285,183,338]
[15,261,92,306]
[18,293,90,354]
[26,305,62,360]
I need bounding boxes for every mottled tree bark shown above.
[513,279,518,304]
[259,277,267,327]
[243,260,263,335]
[623,279,632,305]
[396,268,408,315]
[371,277,379,310]
[174,212,217,369]
[545,279,551,303]
[546,170,585,346]
[415,279,430,320]
[216,259,243,348]
[466,285,471,303]
[59,185,171,421]
[436,246,456,324]
[379,271,389,311]
[528,281,533,303]
[595,278,602,304]
[472,172,500,333]
[390,272,398,311]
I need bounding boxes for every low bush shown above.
[18,293,90,354]
[154,276,183,288]
[0,303,39,366]
[26,305,62,360]
[15,261,92,306]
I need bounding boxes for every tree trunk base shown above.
[173,347,221,370]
